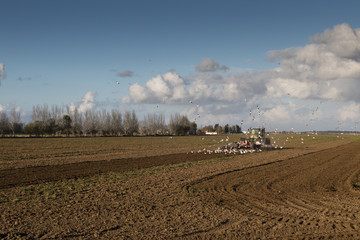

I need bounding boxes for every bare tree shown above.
[143,114,153,135]
[0,111,9,136]
[99,109,111,135]
[143,113,165,135]
[32,105,41,124]
[51,104,62,130]
[111,109,123,136]
[72,107,83,136]
[155,113,165,135]
[137,120,146,136]
[123,111,131,136]
[123,110,138,135]
[31,104,52,135]
[83,109,98,136]
[9,107,21,136]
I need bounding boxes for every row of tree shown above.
[0,104,241,137]
[202,123,242,134]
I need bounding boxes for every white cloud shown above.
[79,91,97,113]
[69,91,97,113]
[188,79,214,101]
[126,68,271,108]
[260,101,323,131]
[267,78,317,99]
[129,83,148,103]
[310,23,360,60]
[121,95,131,104]
[124,24,360,130]
[337,103,360,121]
[268,23,360,102]
[146,75,171,97]
[0,104,5,111]
[128,72,186,103]
[263,103,295,123]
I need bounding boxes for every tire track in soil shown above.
[186,142,360,239]
[0,152,231,189]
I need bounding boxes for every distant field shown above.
[0,133,357,170]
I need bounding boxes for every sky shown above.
[1,0,360,132]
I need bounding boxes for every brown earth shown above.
[1,139,360,239]
[0,136,241,170]
[189,141,360,239]
[0,152,230,189]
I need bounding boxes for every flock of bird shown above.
[183,129,354,157]
[188,147,260,155]
[187,99,202,122]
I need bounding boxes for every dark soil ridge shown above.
[0,152,231,189]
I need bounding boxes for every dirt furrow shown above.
[189,141,360,238]
[0,152,230,189]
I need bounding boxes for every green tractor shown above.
[239,127,271,149]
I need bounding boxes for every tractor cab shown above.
[249,128,265,148]
[239,127,269,149]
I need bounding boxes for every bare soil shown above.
[0,152,229,189]
[190,141,360,239]
[0,136,241,170]
[1,137,360,239]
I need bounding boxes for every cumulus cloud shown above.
[128,72,186,103]
[337,103,360,121]
[186,71,268,104]
[126,24,360,106]
[126,68,270,107]
[69,91,97,113]
[263,102,297,123]
[310,23,360,60]
[124,23,360,130]
[260,101,326,131]
[117,70,133,78]
[268,23,360,102]
[79,91,97,112]
[195,58,229,72]
[267,78,318,99]
[129,83,148,102]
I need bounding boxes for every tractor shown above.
[238,127,271,149]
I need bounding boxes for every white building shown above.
[205,131,218,135]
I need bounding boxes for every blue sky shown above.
[1,0,360,132]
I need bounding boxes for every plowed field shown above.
[190,141,360,239]
[1,135,360,239]
[0,152,227,189]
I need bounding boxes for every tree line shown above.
[0,104,242,137]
